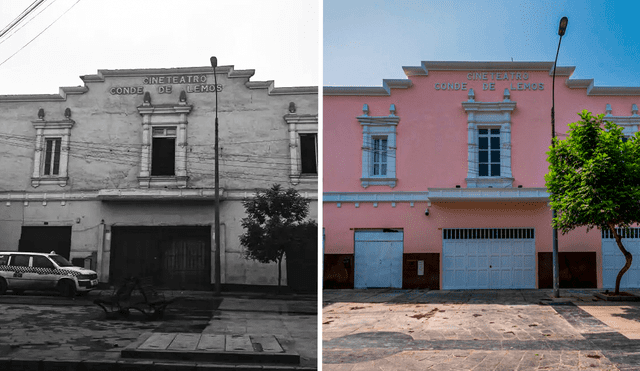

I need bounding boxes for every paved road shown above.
[0,289,318,369]
[323,289,640,370]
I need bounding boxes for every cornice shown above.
[325,61,640,98]
[324,79,412,96]
[0,188,318,202]
[403,61,575,76]
[283,113,318,125]
[245,81,317,95]
[0,65,316,102]
[80,66,253,81]
[323,188,550,204]
[427,188,549,202]
[323,192,430,203]
[0,86,89,103]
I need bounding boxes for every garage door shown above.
[110,226,211,290]
[443,228,535,289]
[603,228,640,289]
[354,229,403,289]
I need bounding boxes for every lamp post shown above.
[551,16,568,298]
[210,56,221,296]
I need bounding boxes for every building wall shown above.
[0,65,317,288]
[323,61,639,289]
[324,70,639,192]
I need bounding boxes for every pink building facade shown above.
[323,61,640,290]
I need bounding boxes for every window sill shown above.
[361,177,397,188]
[31,177,68,188]
[290,174,318,186]
[466,177,514,188]
[138,176,188,188]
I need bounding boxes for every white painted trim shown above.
[428,187,550,201]
[137,102,192,188]
[323,188,549,203]
[0,189,317,202]
[359,110,399,188]
[323,192,429,203]
[602,106,640,137]
[31,119,75,188]
[463,94,516,188]
[284,113,318,185]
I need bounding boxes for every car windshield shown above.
[49,254,73,267]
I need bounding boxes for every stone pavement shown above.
[0,289,317,370]
[323,289,640,370]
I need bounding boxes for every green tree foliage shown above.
[546,110,640,294]
[239,184,316,288]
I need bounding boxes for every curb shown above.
[0,356,318,371]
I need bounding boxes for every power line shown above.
[0,0,46,39]
[0,0,58,46]
[0,0,82,68]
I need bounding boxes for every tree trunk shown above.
[609,223,633,295]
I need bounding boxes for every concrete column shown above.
[32,129,43,179]
[59,129,71,180]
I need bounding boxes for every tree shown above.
[239,184,315,288]
[545,110,640,294]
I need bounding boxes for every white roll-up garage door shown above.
[442,228,536,289]
[354,229,403,289]
[602,228,640,289]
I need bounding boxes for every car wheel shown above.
[0,278,6,295]
[58,280,77,298]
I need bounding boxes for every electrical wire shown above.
[0,0,47,39]
[0,0,82,68]
[0,0,58,46]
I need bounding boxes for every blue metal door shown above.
[354,230,403,289]
[602,228,640,289]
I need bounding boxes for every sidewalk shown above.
[0,289,318,370]
[323,288,640,370]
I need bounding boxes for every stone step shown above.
[122,332,300,364]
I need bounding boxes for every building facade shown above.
[323,61,640,290]
[0,64,317,290]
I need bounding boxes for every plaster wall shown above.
[0,68,318,194]
[0,65,317,287]
[324,69,640,192]
[323,201,603,287]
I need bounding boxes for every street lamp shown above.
[210,56,221,296]
[551,16,568,298]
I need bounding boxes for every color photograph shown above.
[323,1,640,370]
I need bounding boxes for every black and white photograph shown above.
[0,0,319,369]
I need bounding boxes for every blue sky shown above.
[324,0,640,87]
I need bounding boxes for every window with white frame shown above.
[604,103,640,145]
[478,128,500,177]
[462,89,515,188]
[137,99,191,188]
[31,117,74,187]
[43,138,62,176]
[151,127,177,176]
[371,137,388,176]
[358,104,398,188]
[284,112,318,185]
[299,133,317,174]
